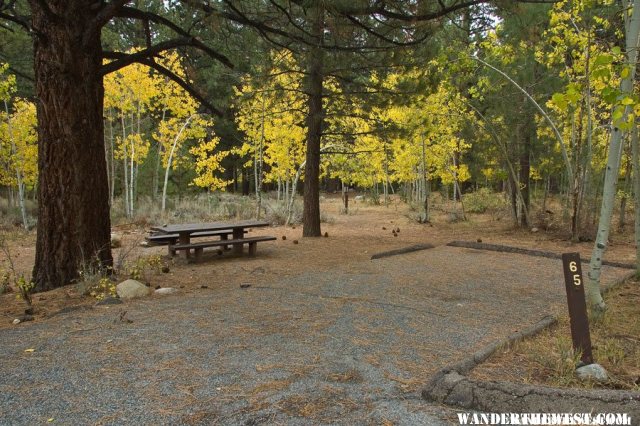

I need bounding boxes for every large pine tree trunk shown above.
[30,1,113,291]
[302,3,324,237]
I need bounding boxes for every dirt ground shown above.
[0,196,636,424]
[2,196,636,324]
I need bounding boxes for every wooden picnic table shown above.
[150,220,272,258]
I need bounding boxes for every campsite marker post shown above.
[561,252,594,365]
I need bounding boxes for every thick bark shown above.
[30,1,112,291]
[302,3,324,237]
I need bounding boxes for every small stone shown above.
[154,287,178,295]
[161,266,170,273]
[324,232,329,238]
[282,235,287,240]
[531,227,539,233]
[393,233,397,237]
[382,227,386,230]
[12,318,20,325]
[24,307,34,316]
[116,279,151,300]
[240,284,251,289]
[396,228,400,233]
[200,285,208,289]
[179,285,185,289]
[477,238,482,243]
[293,240,299,244]
[576,363,608,382]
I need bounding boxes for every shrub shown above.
[463,188,507,214]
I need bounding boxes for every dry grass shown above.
[277,385,361,421]
[326,368,363,383]
[471,279,640,390]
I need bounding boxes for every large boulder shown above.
[116,279,150,300]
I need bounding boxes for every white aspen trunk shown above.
[121,116,129,217]
[129,134,135,216]
[587,0,640,311]
[162,115,195,213]
[108,110,115,206]
[277,177,282,202]
[421,137,429,223]
[3,100,28,229]
[452,155,458,203]
[153,109,166,200]
[255,97,266,219]
[104,118,111,207]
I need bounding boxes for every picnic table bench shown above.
[150,220,275,260]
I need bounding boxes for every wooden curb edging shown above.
[447,241,636,270]
[370,244,435,260]
[422,270,639,416]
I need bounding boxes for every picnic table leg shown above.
[221,234,230,251]
[179,233,191,259]
[232,228,243,255]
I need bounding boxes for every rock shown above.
[324,232,329,237]
[531,227,539,233]
[154,287,178,296]
[354,195,365,201]
[293,240,299,244]
[576,363,608,382]
[13,314,34,324]
[111,233,122,248]
[240,283,251,289]
[282,235,287,240]
[95,297,123,306]
[116,279,150,300]
[139,241,150,248]
[161,266,170,273]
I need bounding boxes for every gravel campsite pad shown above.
[0,244,631,425]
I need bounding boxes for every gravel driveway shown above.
[0,246,630,425]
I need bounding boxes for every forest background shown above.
[1,0,640,313]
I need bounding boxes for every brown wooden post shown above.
[561,253,594,365]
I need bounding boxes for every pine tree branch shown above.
[101,37,233,75]
[93,0,132,29]
[102,51,223,117]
